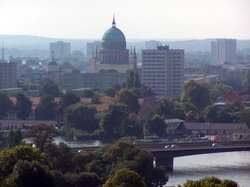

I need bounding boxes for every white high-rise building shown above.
[211,39,237,64]
[142,45,184,97]
[50,41,71,60]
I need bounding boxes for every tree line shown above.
[0,124,239,187]
[0,124,168,187]
[1,78,250,140]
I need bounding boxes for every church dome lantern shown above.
[101,16,126,50]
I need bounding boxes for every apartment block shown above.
[142,46,184,97]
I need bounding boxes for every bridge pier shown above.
[156,157,174,171]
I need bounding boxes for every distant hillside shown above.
[0,35,249,59]
[0,35,92,51]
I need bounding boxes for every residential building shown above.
[0,61,17,89]
[142,45,184,97]
[211,39,237,64]
[50,41,71,60]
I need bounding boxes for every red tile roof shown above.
[10,96,157,114]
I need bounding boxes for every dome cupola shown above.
[101,16,126,50]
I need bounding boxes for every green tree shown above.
[0,146,44,180]
[39,78,62,97]
[58,92,80,114]
[7,129,22,147]
[104,88,117,97]
[204,105,219,122]
[74,141,168,186]
[0,131,6,148]
[103,168,147,187]
[139,86,155,97]
[91,95,101,104]
[100,104,128,138]
[35,95,57,120]
[178,176,238,187]
[243,70,250,91]
[146,114,166,137]
[204,105,237,123]
[15,93,32,120]
[209,83,233,100]
[82,89,95,98]
[45,142,75,173]
[31,124,56,151]
[64,104,99,133]
[239,108,250,128]
[64,172,101,187]
[114,88,140,113]
[0,93,13,119]
[181,80,210,110]
[121,113,142,137]
[156,98,185,120]
[127,70,141,88]
[3,160,54,187]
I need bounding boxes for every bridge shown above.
[137,141,250,171]
[73,141,250,171]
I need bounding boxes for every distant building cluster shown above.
[3,17,250,99]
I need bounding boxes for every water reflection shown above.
[167,152,250,187]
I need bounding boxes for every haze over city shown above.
[0,0,250,39]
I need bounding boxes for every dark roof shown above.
[184,123,248,130]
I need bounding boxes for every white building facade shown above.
[142,46,184,97]
[211,39,237,64]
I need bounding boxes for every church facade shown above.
[91,16,136,74]
[62,17,137,91]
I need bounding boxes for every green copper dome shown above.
[101,17,126,50]
[48,59,58,66]
[102,27,126,43]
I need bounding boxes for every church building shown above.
[91,16,136,73]
[62,16,137,91]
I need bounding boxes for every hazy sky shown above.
[0,0,250,39]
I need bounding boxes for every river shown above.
[26,137,250,186]
[166,152,250,187]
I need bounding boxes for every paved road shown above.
[72,140,250,153]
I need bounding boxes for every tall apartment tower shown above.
[142,45,184,97]
[0,45,17,89]
[211,39,237,64]
[50,41,71,60]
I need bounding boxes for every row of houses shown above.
[165,119,250,141]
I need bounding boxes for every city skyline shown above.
[0,0,250,40]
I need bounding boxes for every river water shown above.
[26,137,250,186]
[166,152,250,187]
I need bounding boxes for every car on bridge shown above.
[164,144,179,148]
[212,143,220,147]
